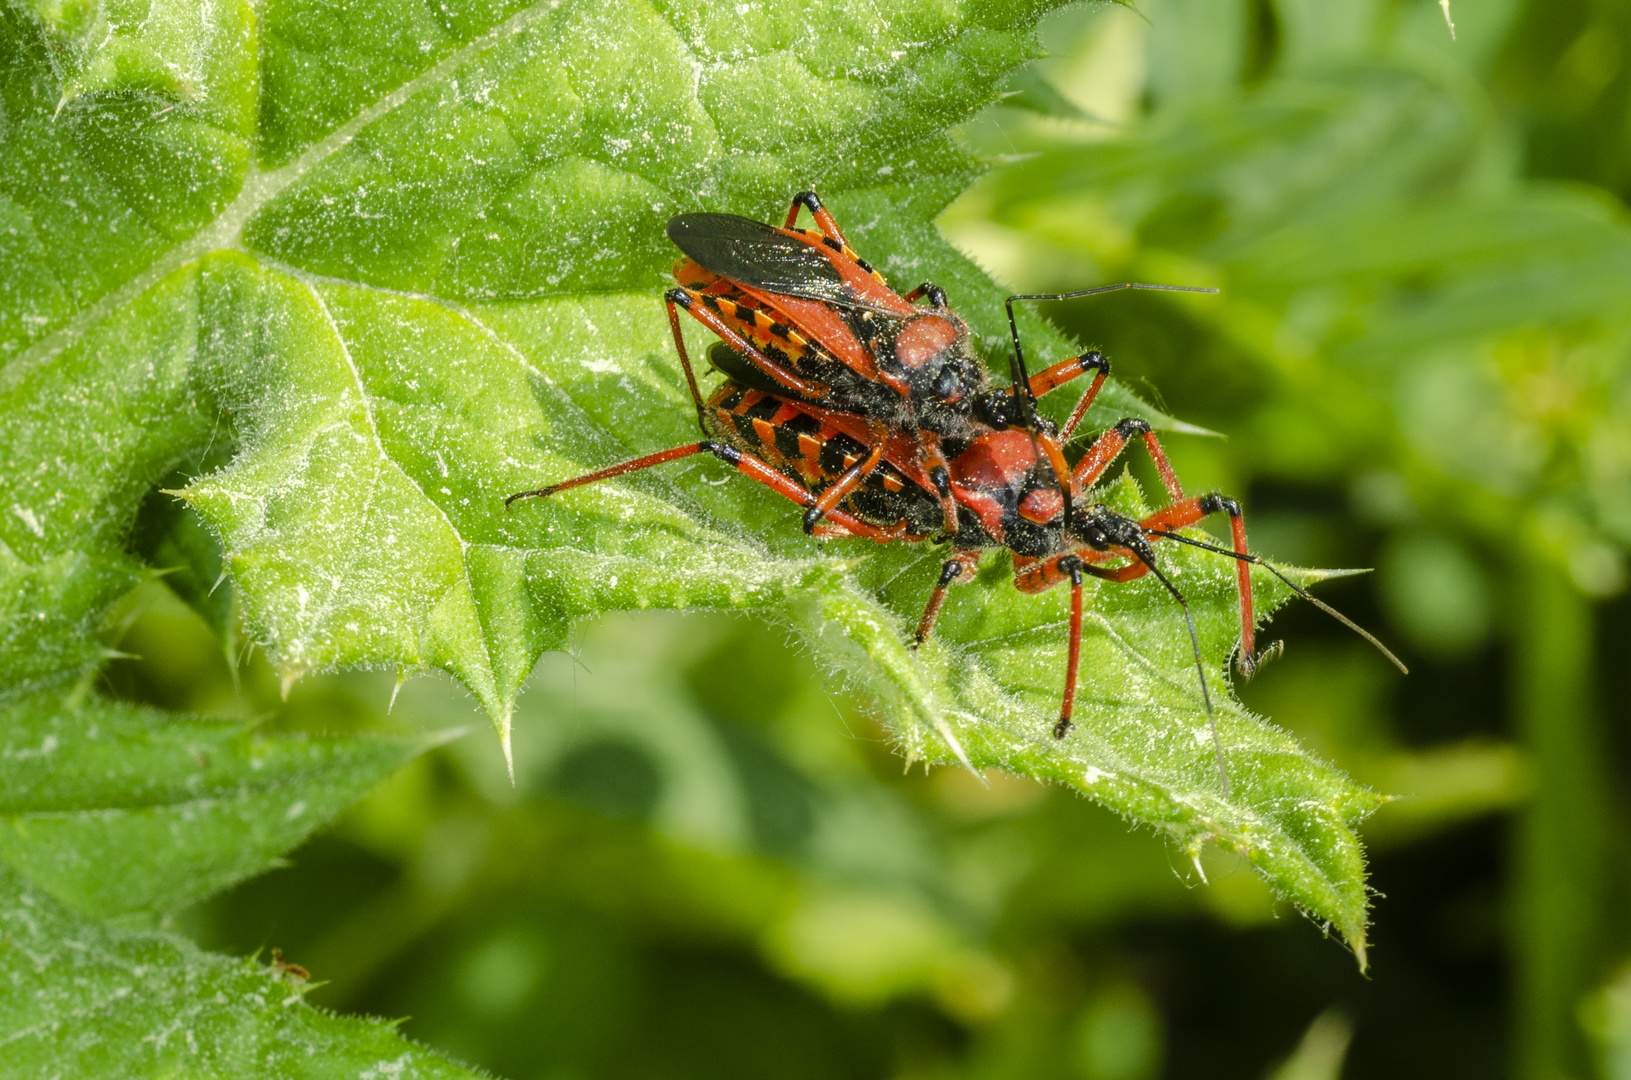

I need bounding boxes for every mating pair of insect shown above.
[507,191,1404,791]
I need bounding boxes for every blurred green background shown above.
[103,1,1631,1077]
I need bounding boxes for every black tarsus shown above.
[705,440,742,465]
[912,282,949,307]
[1079,350,1111,376]
[1145,529,1410,675]
[1114,417,1152,440]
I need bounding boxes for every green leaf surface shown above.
[0,864,485,1078]
[0,680,443,918]
[1,0,1381,950]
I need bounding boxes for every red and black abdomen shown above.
[705,383,945,536]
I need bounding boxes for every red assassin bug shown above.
[508,194,1406,788]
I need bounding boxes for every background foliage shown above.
[3,0,1630,1077]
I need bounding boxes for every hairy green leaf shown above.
[0,679,444,918]
[0,0,1382,951]
[0,865,484,1078]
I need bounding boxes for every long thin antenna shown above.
[1003,282,1220,406]
[1131,545,1230,796]
[1146,529,1409,675]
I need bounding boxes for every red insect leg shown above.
[1023,351,1110,443]
[785,190,849,249]
[505,444,707,504]
[802,423,889,534]
[917,433,960,533]
[506,441,910,543]
[779,192,907,309]
[666,298,709,430]
[668,288,827,400]
[912,550,980,645]
[1054,558,1085,737]
[1071,417,1184,502]
[1139,492,1260,675]
[901,282,950,307]
[1035,429,1077,500]
[1019,549,1203,741]
[1013,548,1150,594]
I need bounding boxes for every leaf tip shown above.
[925,713,976,775]
[1166,418,1223,437]
[1352,934,1370,974]
[500,724,515,785]
[279,666,306,701]
[388,670,407,714]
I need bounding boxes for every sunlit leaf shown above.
[0,0,1382,951]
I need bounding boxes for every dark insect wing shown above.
[668,213,855,306]
[705,342,823,403]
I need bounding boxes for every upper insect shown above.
[664,194,1027,533]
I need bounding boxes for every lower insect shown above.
[506,192,1406,793]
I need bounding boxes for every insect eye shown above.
[1078,521,1109,549]
[974,391,1011,428]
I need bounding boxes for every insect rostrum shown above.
[508,192,1405,792]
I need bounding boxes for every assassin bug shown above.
[508,193,1405,789]
[664,191,1070,535]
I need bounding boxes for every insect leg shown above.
[785,190,850,248]
[902,282,949,307]
[912,550,980,645]
[1138,493,1260,675]
[1004,285,1217,433]
[1144,508,1409,676]
[665,296,710,435]
[1054,556,1086,738]
[1024,351,1109,442]
[802,423,889,534]
[507,443,712,505]
[506,440,907,541]
[1071,417,1184,502]
[1011,553,1099,739]
[918,434,960,533]
[669,288,828,400]
[1024,545,1232,790]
